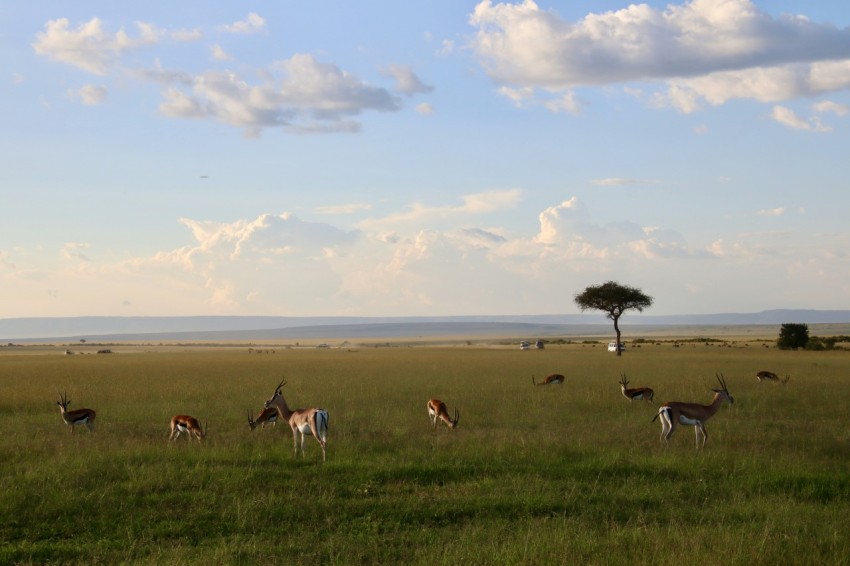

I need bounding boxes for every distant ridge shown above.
[1,310,849,341]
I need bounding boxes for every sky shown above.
[2,0,850,319]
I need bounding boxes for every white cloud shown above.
[770,105,832,132]
[415,102,435,115]
[219,13,266,35]
[590,177,646,187]
[32,17,159,75]
[359,189,523,232]
[468,0,850,111]
[211,44,233,61]
[814,100,849,116]
[61,242,91,262]
[171,28,202,42]
[757,207,785,217]
[315,203,373,215]
[381,65,434,96]
[68,84,108,105]
[156,54,402,135]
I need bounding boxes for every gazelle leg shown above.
[696,423,707,448]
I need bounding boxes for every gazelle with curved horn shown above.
[56,391,96,433]
[652,373,734,448]
[168,415,207,441]
[532,374,565,386]
[619,373,654,403]
[264,379,329,461]
[247,406,279,430]
[427,399,459,429]
[757,371,790,384]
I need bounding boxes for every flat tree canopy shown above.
[574,281,653,355]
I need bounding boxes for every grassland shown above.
[1,341,849,564]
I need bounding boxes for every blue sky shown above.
[2,0,850,318]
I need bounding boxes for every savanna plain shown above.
[1,337,849,565]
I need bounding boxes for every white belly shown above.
[296,422,313,435]
[679,415,700,426]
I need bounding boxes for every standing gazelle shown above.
[264,380,328,461]
[652,373,734,448]
[427,399,459,429]
[532,374,565,386]
[168,415,207,441]
[56,391,96,433]
[247,407,279,430]
[619,373,654,403]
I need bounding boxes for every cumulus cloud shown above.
[33,16,417,135]
[415,102,435,114]
[32,17,159,75]
[68,84,108,105]
[770,105,831,132]
[62,242,91,262]
[814,100,849,116]
[178,213,359,260]
[590,177,647,187]
[157,54,402,135]
[359,189,523,231]
[381,65,434,95]
[171,28,202,42]
[211,44,233,61]
[468,0,850,111]
[219,13,266,35]
[315,203,373,215]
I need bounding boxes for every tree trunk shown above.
[613,315,622,356]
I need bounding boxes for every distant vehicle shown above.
[316,343,330,349]
[520,341,531,350]
[607,342,626,353]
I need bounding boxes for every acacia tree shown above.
[777,323,809,350]
[574,281,653,356]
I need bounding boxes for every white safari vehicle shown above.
[607,342,626,353]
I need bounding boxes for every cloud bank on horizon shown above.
[3,1,850,317]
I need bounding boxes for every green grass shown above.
[1,344,849,564]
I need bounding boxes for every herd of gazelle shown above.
[54,368,790,453]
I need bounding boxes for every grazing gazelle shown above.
[427,399,459,429]
[247,407,279,430]
[56,391,96,433]
[532,374,565,386]
[168,415,207,441]
[264,380,329,461]
[757,371,790,384]
[619,373,654,403]
[652,373,734,448]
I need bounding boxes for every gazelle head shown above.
[247,409,258,431]
[619,373,629,390]
[447,408,460,428]
[782,374,791,385]
[712,372,734,404]
[56,391,70,412]
[264,379,287,409]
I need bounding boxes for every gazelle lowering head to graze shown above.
[757,371,790,384]
[532,374,565,386]
[427,399,459,429]
[56,391,96,433]
[264,379,329,461]
[619,373,654,403]
[168,415,207,441]
[652,373,733,448]
[247,407,279,431]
